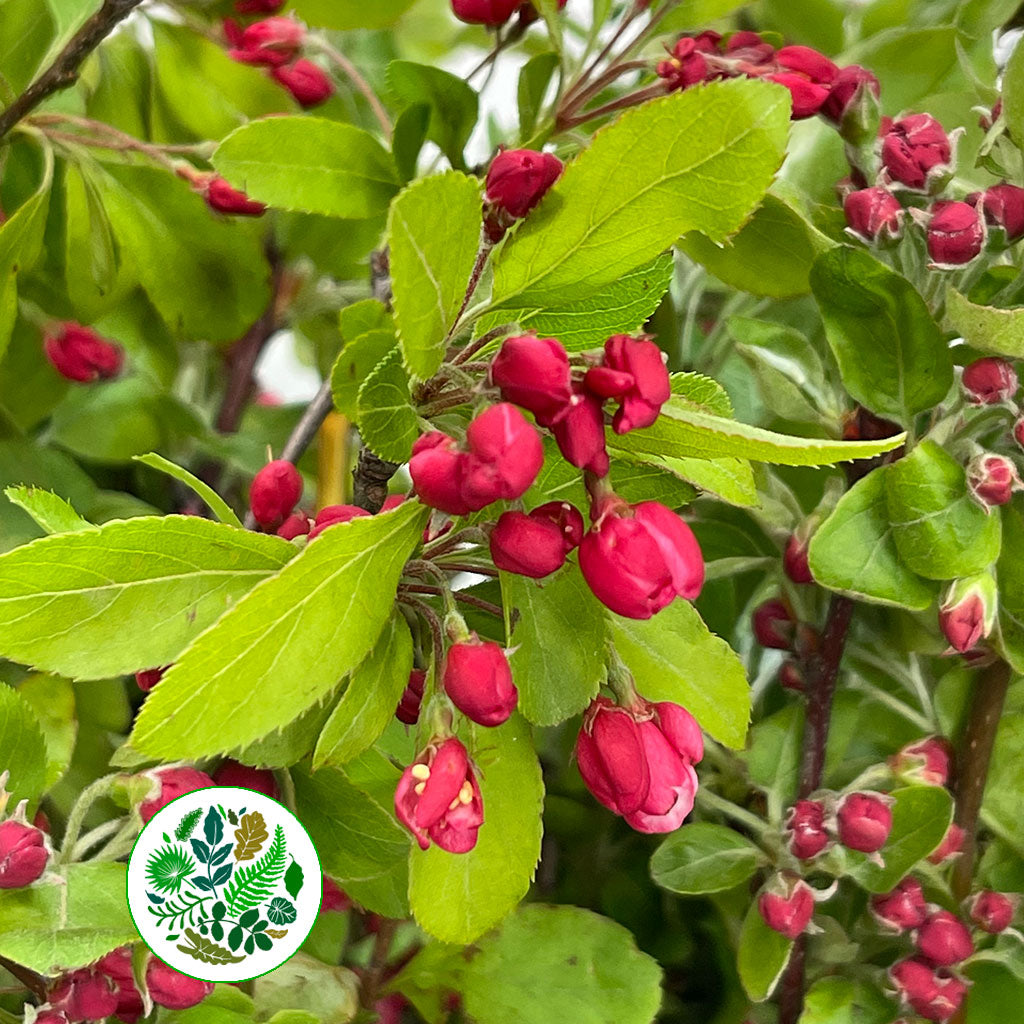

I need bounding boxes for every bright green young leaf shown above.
[4,486,93,535]
[0,684,48,808]
[16,675,76,792]
[659,0,748,31]
[672,371,734,416]
[650,823,766,895]
[288,0,417,29]
[996,505,1024,672]
[737,897,793,1001]
[133,453,241,528]
[615,449,758,506]
[409,715,543,944]
[390,172,482,380]
[461,906,663,1024]
[1004,35,1024,147]
[518,53,559,141]
[0,0,55,96]
[392,103,430,182]
[847,786,954,892]
[501,563,607,727]
[811,247,952,425]
[213,117,400,219]
[808,467,936,610]
[0,517,294,680]
[356,349,420,462]
[131,501,427,759]
[982,680,1024,850]
[799,977,895,1024]
[230,701,334,770]
[0,862,137,974]
[946,287,1024,358]
[490,79,790,309]
[886,440,1002,580]
[387,62,478,170]
[340,300,392,341]
[745,704,802,816]
[331,329,398,421]
[609,601,751,749]
[313,614,414,769]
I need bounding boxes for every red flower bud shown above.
[779,660,805,692]
[235,0,285,12]
[766,72,831,119]
[395,737,484,853]
[146,959,214,1010]
[138,767,215,823]
[836,791,893,853]
[969,890,1017,934]
[321,876,352,913]
[490,511,568,578]
[891,736,953,788]
[890,958,967,1022]
[758,875,816,939]
[783,532,814,584]
[250,459,302,529]
[461,403,544,508]
[928,823,965,865]
[584,335,670,434]
[212,760,280,799]
[227,16,304,66]
[775,45,838,85]
[939,574,996,653]
[451,0,522,25]
[752,598,795,650]
[443,636,518,726]
[821,65,880,124]
[395,669,426,725]
[271,59,334,108]
[44,323,123,383]
[579,497,704,619]
[485,149,563,219]
[308,504,371,540]
[135,667,167,692]
[916,910,975,966]
[843,186,904,243]
[49,971,119,1022]
[95,947,141,1024]
[786,800,830,860]
[490,334,572,422]
[927,201,986,267]
[410,432,473,516]
[961,356,1018,404]
[575,696,702,833]
[882,114,952,191]
[202,177,267,217]
[871,877,928,931]
[967,452,1020,507]
[277,512,312,539]
[0,819,48,888]
[550,386,610,476]
[529,500,584,551]
[972,183,1024,241]
[35,1013,70,1024]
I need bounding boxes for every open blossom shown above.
[576,696,703,833]
[44,323,123,383]
[395,738,483,853]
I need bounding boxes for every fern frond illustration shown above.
[222,824,287,916]
[146,844,196,895]
[175,808,203,841]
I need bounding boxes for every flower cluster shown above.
[784,791,894,863]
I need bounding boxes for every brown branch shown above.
[0,0,145,141]
[0,955,46,1000]
[360,918,399,1009]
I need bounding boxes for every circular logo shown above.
[127,786,321,982]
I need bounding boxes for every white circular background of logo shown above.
[127,786,322,982]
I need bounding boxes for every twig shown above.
[307,38,392,141]
[400,583,503,619]
[557,82,668,130]
[397,594,446,672]
[451,323,517,367]
[0,0,145,142]
[0,956,46,1000]
[360,918,399,1008]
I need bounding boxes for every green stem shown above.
[695,786,773,840]
[59,774,119,865]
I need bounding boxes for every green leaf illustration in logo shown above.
[174,808,203,841]
[204,805,224,846]
[267,897,296,925]
[284,858,304,901]
[223,824,287,916]
[177,927,246,965]
[145,844,196,895]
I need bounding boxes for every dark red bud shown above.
[308,504,371,540]
[451,0,522,25]
[890,958,967,1022]
[915,910,975,966]
[271,59,334,108]
[961,356,1018,404]
[969,890,1016,934]
[485,148,563,219]
[44,323,124,383]
[202,177,268,217]
[786,799,830,860]
[227,15,304,66]
[135,667,167,692]
[250,460,302,529]
[753,598,795,650]
[927,201,985,266]
[0,819,48,888]
[967,452,1020,507]
[758,876,815,939]
[490,511,567,578]
[138,767,215,823]
[843,186,904,243]
[836,791,893,853]
[212,760,280,799]
[146,959,214,1010]
[871,877,928,931]
[490,334,572,421]
[528,500,584,551]
[443,637,518,726]
[395,669,426,725]
[972,183,1024,241]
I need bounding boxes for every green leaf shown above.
[946,287,1024,358]
[331,329,397,420]
[798,977,895,1024]
[680,193,835,299]
[461,905,663,1024]
[518,53,559,141]
[650,822,765,895]
[811,247,952,425]
[886,440,1002,580]
[387,61,478,170]
[0,862,137,974]
[390,172,482,380]
[133,453,241,528]
[611,448,758,507]
[490,79,789,310]
[658,0,748,31]
[409,715,543,943]
[294,764,410,918]
[983,681,1024,849]
[996,506,1024,672]
[340,300,392,341]
[213,117,400,219]
[965,963,1024,1024]
[609,601,750,749]
[737,896,793,1001]
[313,614,414,768]
[610,397,905,467]
[16,674,76,792]
[0,684,48,808]
[288,0,416,29]
[131,501,427,759]
[475,253,674,354]
[1004,36,1024,148]
[0,516,293,680]
[745,704,801,813]
[808,467,936,610]
[847,786,954,893]
[501,563,607,727]
[4,486,92,535]
[356,349,419,462]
